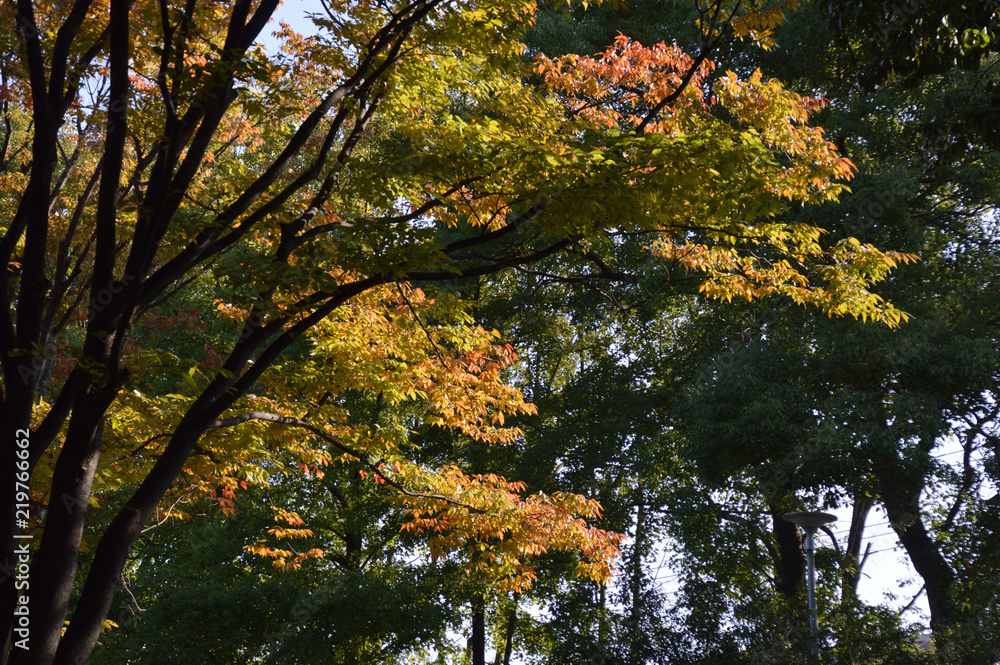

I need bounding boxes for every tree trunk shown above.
[841,497,872,603]
[493,594,518,665]
[597,583,608,655]
[628,497,646,665]
[769,508,805,597]
[879,475,960,655]
[471,594,486,665]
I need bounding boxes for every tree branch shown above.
[208,411,485,513]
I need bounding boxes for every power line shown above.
[650,543,911,587]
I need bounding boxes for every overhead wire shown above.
[640,445,991,590]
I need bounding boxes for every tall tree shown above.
[466,1,1000,662]
[659,0,1000,660]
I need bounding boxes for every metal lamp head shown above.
[782,511,837,531]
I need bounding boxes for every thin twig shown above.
[899,584,926,615]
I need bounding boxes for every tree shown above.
[460,1,1000,663]
[616,1,1000,661]
[1,2,908,664]
[671,2,1000,659]
[90,481,472,665]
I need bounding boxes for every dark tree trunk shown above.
[879,473,961,655]
[770,509,805,597]
[842,498,872,603]
[0,2,610,664]
[628,497,647,665]
[492,594,518,665]
[499,602,517,665]
[597,583,608,657]
[471,594,486,665]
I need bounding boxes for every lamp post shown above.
[782,511,836,658]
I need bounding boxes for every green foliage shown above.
[93,480,464,665]
[453,1,1000,663]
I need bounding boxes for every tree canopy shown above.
[467,1,1000,663]
[0,1,930,664]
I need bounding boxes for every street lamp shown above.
[782,510,836,658]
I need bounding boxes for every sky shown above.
[259,0,322,51]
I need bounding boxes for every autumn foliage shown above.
[0,1,915,663]
[537,35,916,325]
[401,466,624,591]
